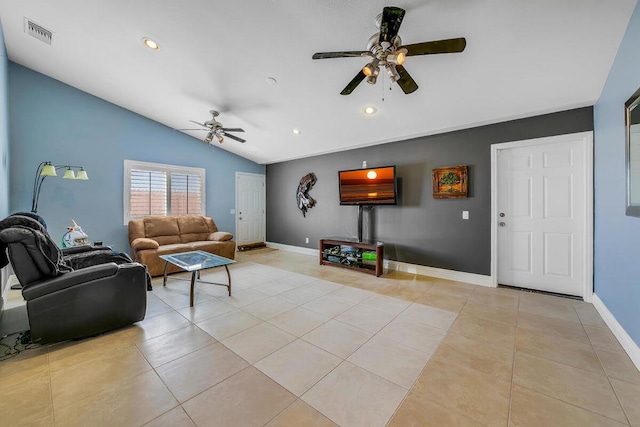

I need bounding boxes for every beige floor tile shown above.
[221,322,296,363]
[515,327,604,374]
[378,283,427,302]
[176,298,237,323]
[128,311,192,342]
[252,279,298,296]
[302,319,373,358]
[595,347,640,385]
[302,279,344,295]
[275,286,324,305]
[377,317,446,355]
[144,406,196,427]
[224,288,270,308]
[510,384,628,426]
[414,291,469,312]
[388,393,484,427]
[242,296,297,320]
[448,312,516,349]
[513,352,627,422]
[433,333,514,382]
[0,370,52,426]
[136,324,216,367]
[398,302,458,330]
[0,352,50,388]
[54,371,178,427]
[348,334,431,389]
[146,294,175,318]
[585,324,626,352]
[267,306,330,337]
[412,357,511,426]
[50,345,152,410]
[159,290,216,310]
[334,303,397,333]
[460,300,518,325]
[517,311,591,345]
[301,361,407,427]
[467,290,519,308]
[328,286,374,304]
[575,304,609,328]
[301,295,355,318]
[156,342,248,402]
[255,339,341,396]
[182,366,296,427]
[518,293,581,323]
[196,310,262,341]
[360,293,412,315]
[610,377,640,426]
[265,399,338,427]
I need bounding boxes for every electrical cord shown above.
[0,330,41,362]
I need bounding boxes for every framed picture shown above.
[432,165,468,198]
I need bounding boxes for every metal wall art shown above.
[296,172,317,217]
[432,165,468,198]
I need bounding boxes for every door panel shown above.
[236,173,265,246]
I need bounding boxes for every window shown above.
[124,160,205,224]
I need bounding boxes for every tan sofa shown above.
[128,215,235,277]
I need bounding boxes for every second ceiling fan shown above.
[312,6,466,95]
[181,110,246,144]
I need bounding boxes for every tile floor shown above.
[0,248,639,426]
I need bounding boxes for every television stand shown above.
[319,237,383,277]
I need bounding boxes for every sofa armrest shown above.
[131,237,160,250]
[61,245,112,255]
[22,263,123,300]
[208,232,233,241]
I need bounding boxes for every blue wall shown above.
[594,3,640,346]
[8,63,264,251]
[0,23,8,219]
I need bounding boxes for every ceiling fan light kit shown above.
[180,110,246,144]
[312,6,466,95]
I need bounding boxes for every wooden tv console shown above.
[319,237,384,277]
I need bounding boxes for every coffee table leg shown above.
[224,265,231,296]
[163,261,169,287]
[190,271,197,307]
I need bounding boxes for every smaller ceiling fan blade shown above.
[189,120,207,127]
[340,70,367,95]
[402,38,467,56]
[224,133,246,143]
[312,51,372,60]
[222,128,245,133]
[395,65,419,94]
[379,6,405,43]
[178,128,207,131]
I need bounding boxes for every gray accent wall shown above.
[267,107,593,275]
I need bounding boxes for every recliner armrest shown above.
[22,263,123,300]
[61,245,112,255]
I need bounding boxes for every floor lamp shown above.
[31,161,89,213]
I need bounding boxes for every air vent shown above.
[24,18,53,45]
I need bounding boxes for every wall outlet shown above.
[230,209,236,214]
[462,211,469,220]
[305,237,309,244]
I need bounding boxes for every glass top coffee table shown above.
[159,250,235,307]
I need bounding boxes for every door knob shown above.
[499,222,506,227]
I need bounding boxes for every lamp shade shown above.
[40,164,57,176]
[76,169,89,180]
[62,168,76,179]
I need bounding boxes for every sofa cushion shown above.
[143,217,181,245]
[178,216,211,243]
[155,243,194,256]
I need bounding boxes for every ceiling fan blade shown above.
[221,128,245,133]
[402,38,467,56]
[223,133,246,143]
[189,120,207,127]
[395,65,419,94]
[340,70,367,95]
[178,128,207,131]
[379,6,405,43]
[312,51,372,60]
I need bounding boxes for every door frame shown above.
[235,172,266,245]
[490,131,594,302]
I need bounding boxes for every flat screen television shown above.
[339,165,397,205]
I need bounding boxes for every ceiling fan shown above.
[312,6,466,95]
[180,110,246,144]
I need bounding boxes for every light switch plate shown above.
[462,211,469,219]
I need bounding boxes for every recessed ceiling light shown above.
[292,129,301,135]
[142,37,160,50]
[363,106,377,115]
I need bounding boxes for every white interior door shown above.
[236,172,265,246]
[494,133,592,298]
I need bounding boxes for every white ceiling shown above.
[0,0,637,164]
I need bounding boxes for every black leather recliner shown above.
[0,221,147,343]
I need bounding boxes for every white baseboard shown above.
[592,294,640,371]
[265,242,493,286]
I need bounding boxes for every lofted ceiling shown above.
[0,0,637,164]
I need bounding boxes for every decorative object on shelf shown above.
[61,219,89,247]
[31,161,89,213]
[296,172,317,217]
[432,165,468,198]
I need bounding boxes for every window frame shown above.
[123,159,206,225]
